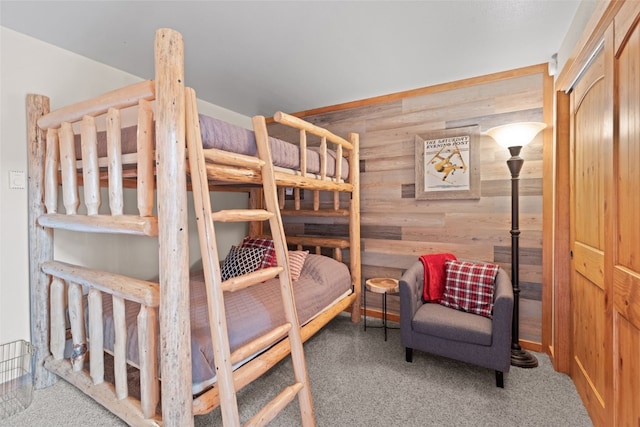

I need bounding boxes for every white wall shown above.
[556,0,599,79]
[0,27,251,345]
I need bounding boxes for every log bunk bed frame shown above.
[26,28,361,426]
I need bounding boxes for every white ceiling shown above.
[1,1,582,117]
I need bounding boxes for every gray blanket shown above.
[99,254,352,393]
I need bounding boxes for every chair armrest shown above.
[491,268,514,350]
[399,261,424,331]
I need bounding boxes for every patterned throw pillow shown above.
[441,260,499,319]
[288,250,309,281]
[240,237,277,269]
[220,246,266,281]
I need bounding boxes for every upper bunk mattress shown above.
[74,114,349,180]
[199,115,349,179]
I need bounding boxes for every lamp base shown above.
[511,348,538,368]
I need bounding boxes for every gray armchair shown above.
[399,260,514,387]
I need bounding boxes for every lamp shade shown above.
[485,122,546,149]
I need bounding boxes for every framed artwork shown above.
[414,125,481,200]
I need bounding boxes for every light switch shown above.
[9,170,25,189]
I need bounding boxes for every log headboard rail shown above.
[37,80,156,130]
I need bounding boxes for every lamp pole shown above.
[507,145,538,368]
[486,121,545,368]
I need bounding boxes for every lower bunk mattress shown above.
[97,254,352,394]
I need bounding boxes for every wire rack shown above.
[0,340,35,419]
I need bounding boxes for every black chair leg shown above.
[405,347,413,362]
[495,370,504,388]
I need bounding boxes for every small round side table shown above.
[364,277,399,341]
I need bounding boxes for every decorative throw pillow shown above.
[441,260,499,319]
[220,246,266,281]
[240,237,277,269]
[288,250,309,281]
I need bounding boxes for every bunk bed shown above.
[26,28,361,426]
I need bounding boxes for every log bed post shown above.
[155,28,193,426]
[27,94,58,388]
[349,132,362,322]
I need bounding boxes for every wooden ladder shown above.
[184,88,315,427]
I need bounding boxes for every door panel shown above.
[615,314,640,426]
[571,48,609,427]
[573,242,604,289]
[572,272,606,404]
[613,11,640,426]
[574,79,606,250]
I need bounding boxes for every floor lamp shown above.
[485,122,546,369]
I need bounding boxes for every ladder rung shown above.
[202,147,265,170]
[211,209,273,222]
[204,163,261,184]
[230,323,291,366]
[222,266,283,292]
[244,382,304,427]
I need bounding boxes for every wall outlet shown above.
[9,170,25,189]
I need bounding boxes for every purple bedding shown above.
[98,254,352,394]
[198,115,349,179]
[74,114,349,179]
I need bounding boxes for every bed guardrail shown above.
[43,261,160,421]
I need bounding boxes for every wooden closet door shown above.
[612,4,640,425]
[570,47,612,427]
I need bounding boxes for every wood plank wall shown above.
[268,64,549,344]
